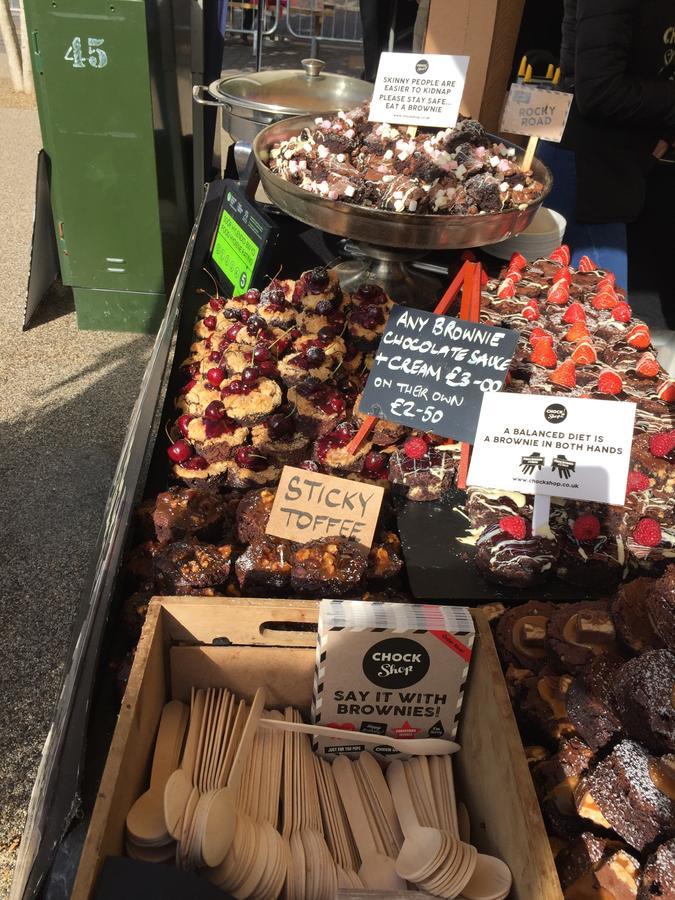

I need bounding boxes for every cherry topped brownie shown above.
[185,411,249,464]
[291,536,367,596]
[575,739,675,851]
[227,446,280,490]
[219,374,282,424]
[256,279,296,328]
[292,266,342,313]
[287,380,348,438]
[613,650,675,754]
[236,487,276,543]
[313,421,373,474]
[278,343,337,387]
[546,601,618,673]
[152,537,232,594]
[494,600,558,672]
[152,485,228,543]
[475,515,559,589]
[250,413,310,467]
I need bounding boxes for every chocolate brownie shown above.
[388,441,459,501]
[575,740,675,851]
[566,656,622,751]
[555,832,609,891]
[235,488,276,543]
[494,601,558,672]
[612,578,661,653]
[638,839,675,900]
[475,521,559,589]
[250,416,310,467]
[152,538,232,594]
[646,566,675,651]
[534,739,596,837]
[234,537,294,596]
[366,532,403,582]
[547,601,618,674]
[152,486,227,543]
[594,848,641,899]
[465,486,532,529]
[520,672,577,743]
[552,506,626,592]
[290,537,367,597]
[613,650,675,754]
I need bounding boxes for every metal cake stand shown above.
[252,115,553,307]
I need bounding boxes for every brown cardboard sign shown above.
[265,466,384,548]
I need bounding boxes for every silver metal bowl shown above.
[253,115,553,250]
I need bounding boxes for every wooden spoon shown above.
[127,700,188,845]
[259,717,459,755]
[164,691,205,839]
[461,853,512,900]
[386,759,445,882]
[332,756,406,892]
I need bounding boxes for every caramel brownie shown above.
[152,538,232,594]
[534,741,596,837]
[234,536,294,595]
[475,516,559,589]
[465,486,532,529]
[367,532,403,582]
[613,650,675,754]
[152,486,227,543]
[646,566,675,651]
[575,740,675,851]
[290,537,367,596]
[124,541,160,591]
[593,848,641,899]
[388,436,459,501]
[250,414,310,467]
[555,832,608,892]
[186,413,249,464]
[547,601,618,674]
[520,672,576,743]
[638,839,675,900]
[219,375,282,425]
[566,656,622,751]
[612,578,661,653]
[236,487,276,543]
[494,601,558,673]
[287,380,348,438]
[227,447,280,490]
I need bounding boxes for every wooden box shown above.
[73,597,563,899]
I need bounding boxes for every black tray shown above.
[396,487,596,603]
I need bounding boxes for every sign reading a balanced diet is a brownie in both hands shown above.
[467,393,636,505]
[358,305,519,444]
[369,52,469,128]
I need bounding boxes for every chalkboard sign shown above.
[209,180,280,294]
[359,305,518,444]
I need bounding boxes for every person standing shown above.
[538,0,675,288]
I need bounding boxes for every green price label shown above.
[211,210,260,291]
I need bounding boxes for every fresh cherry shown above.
[208,351,221,362]
[306,346,326,367]
[308,267,330,293]
[204,418,229,439]
[253,345,271,363]
[258,359,277,376]
[179,378,197,395]
[235,446,268,472]
[325,393,346,415]
[182,455,208,470]
[355,283,384,303]
[267,413,295,439]
[206,367,226,387]
[238,308,251,323]
[363,450,387,476]
[226,323,243,341]
[247,315,265,335]
[223,379,244,396]
[242,366,260,385]
[209,297,224,311]
[245,288,260,303]
[176,414,193,437]
[167,439,192,463]
[317,326,334,344]
[204,400,225,421]
[203,315,217,331]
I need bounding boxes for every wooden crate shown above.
[73,597,563,900]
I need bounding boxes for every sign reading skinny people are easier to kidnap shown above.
[358,305,519,443]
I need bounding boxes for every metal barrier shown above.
[286,0,362,55]
[225,0,282,37]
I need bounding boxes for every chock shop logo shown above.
[415,59,429,75]
[544,402,567,424]
[362,638,430,688]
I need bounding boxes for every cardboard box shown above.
[423,0,526,132]
[73,596,563,899]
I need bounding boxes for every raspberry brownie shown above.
[475,515,559,588]
[290,537,367,596]
[388,436,459,501]
[465,486,532,529]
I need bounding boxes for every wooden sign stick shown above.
[345,261,473,455]
[522,135,538,172]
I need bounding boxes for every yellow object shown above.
[517,55,527,78]
[524,64,533,83]
[553,67,561,86]
[546,64,554,79]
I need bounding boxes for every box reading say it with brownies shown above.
[312,600,474,759]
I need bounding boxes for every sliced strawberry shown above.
[550,245,571,266]
[577,256,598,273]
[497,278,516,299]
[549,359,577,388]
[403,436,429,460]
[547,279,569,305]
[657,380,675,403]
[571,340,597,365]
[612,302,632,323]
[597,369,623,395]
[632,517,662,548]
[636,353,661,379]
[626,470,650,494]
[506,267,522,283]
[508,252,527,271]
[530,327,553,346]
[530,342,558,368]
[572,514,601,541]
[558,267,572,284]
[499,515,527,540]
[597,274,616,290]
[626,324,651,349]
[564,322,590,342]
[563,302,586,324]
[592,290,618,311]
[648,431,675,458]
[522,303,540,321]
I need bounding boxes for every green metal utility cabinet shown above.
[25,0,189,331]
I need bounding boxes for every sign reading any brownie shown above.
[467,393,636,505]
[358,305,519,444]
[500,84,573,143]
[266,466,384,549]
[369,52,470,128]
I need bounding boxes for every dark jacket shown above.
[560,0,675,222]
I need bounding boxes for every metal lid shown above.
[210,59,372,116]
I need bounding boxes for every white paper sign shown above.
[369,52,469,129]
[467,394,636,505]
[500,84,573,142]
